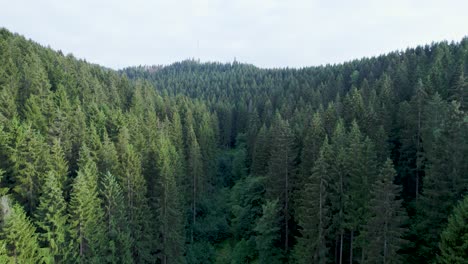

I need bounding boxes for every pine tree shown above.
[97,131,119,176]
[68,145,105,263]
[449,67,467,111]
[266,112,295,252]
[438,194,468,264]
[412,100,468,262]
[35,171,71,263]
[294,137,332,264]
[197,111,218,189]
[254,199,283,264]
[186,124,203,243]
[251,124,270,177]
[329,119,348,264]
[8,122,48,213]
[363,159,407,264]
[101,172,133,264]
[345,121,377,263]
[154,132,185,264]
[47,138,69,194]
[0,196,44,264]
[299,112,325,186]
[116,127,154,262]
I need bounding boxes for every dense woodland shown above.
[0,28,467,263]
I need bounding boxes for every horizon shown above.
[2,0,467,70]
[4,27,467,71]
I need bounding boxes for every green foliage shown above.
[101,172,133,264]
[294,137,332,264]
[0,197,44,264]
[363,159,407,264]
[438,194,468,264]
[254,199,284,264]
[35,171,72,263]
[68,145,105,263]
[0,28,467,264]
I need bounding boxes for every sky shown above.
[1,0,467,69]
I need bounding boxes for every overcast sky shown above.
[1,0,467,69]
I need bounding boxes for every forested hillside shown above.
[0,28,467,263]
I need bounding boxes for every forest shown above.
[0,28,467,263]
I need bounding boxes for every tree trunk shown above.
[192,172,197,243]
[416,102,421,200]
[335,237,339,264]
[284,153,289,252]
[339,230,344,264]
[350,230,354,264]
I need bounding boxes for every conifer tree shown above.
[101,172,133,264]
[299,112,325,185]
[97,131,119,176]
[266,112,295,251]
[68,145,105,263]
[412,100,468,262]
[8,122,48,213]
[0,197,43,264]
[116,127,154,262]
[186,124,203,243]
[294,137,332,264]
[35,171,71,263]
[449,67,467,111]
[47,138,69,193]
[251,124,270,177]
[154,132,185,264]
[255,199,283,264]
[345,121,377,263]
[329,119,348,264]
[364,159,407,264]
[438,194,468,264]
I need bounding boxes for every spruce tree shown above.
[186,124,203,243]
[329,119,348,264]
[35,171,71,263]
[8,122,48,213]
[345,121,377,263]
[412,100,468,262]
[154,132,185,264]
[101,172,133,264]
[68,145,105,263]
[0,197,44,264]
[364,159,407,264]
[47,138,69,194]
[294,137,332,264]
[254,199,283,264]
[251,124,270,177]
[116,127,154,262]
[266,112,295,251]
[438,194,468,264]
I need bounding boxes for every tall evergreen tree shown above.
[68,145,105,263]
[101,172,133,264]
[266,112,295,252]
[255,199,283,264]
[0,197,44,264]
[154,132,185,264]
[363,159,407,264]
[35,171,71,263]
[8,122,48,213]
[116,127,154,262]
[345,121,377,263]
[438,194,468,264]
[294,137,332,264]
[251,124,270,177]
[329,119,348,264]
[186,124,203,243]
